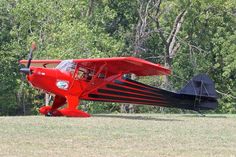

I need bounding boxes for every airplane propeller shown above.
[20,42,36,75]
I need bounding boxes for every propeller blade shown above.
[20,42,36,75]
[26,42,37,68]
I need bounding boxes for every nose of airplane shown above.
[20,68,31,75]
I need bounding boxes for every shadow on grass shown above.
[93,114,183,122]
[181,114,227,118]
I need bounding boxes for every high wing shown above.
[73,57,171,76]
[20,57,170,75]
[73,57,171,102]
[20,60,61,68]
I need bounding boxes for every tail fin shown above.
[178,74,218,110]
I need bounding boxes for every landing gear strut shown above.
[39,95,90,117]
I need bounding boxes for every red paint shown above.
[20,57,171,117]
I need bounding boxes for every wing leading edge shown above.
[20,60,61,68]
[20,57,171,76]
[73,57,170,76]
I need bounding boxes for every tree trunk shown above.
[87,0,95,17]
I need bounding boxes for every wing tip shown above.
[126,57,171,75]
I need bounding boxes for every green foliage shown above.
[0,0,235,115]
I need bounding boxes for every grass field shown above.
[0,114,235,157]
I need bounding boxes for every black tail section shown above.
[179,74,217,98]
[86,74,218,111]
[176,74,218,111]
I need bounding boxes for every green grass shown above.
[0,114,236,157]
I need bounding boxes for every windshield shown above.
[56,60,76,74]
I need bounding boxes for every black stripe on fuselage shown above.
[86,77,193,108]
[106,84,164,98]
[88,93,169,106]
[114,79,174,97]
[97,88,166,102]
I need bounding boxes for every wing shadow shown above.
[181,114,227,118]
[93,114,183,122]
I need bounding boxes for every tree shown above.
[0,0,235,115]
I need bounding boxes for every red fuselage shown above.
[27,67,88,97]
[20,57,174,117]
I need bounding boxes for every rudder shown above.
[178,74,218,110]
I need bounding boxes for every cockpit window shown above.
[56,60,76,74]
[76,67,93,81]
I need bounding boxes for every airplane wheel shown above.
[45,112,53,117]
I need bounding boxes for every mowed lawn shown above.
[0,114,235,157]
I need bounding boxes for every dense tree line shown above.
[0,0,235,115]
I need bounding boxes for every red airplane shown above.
[20,43,218,117]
